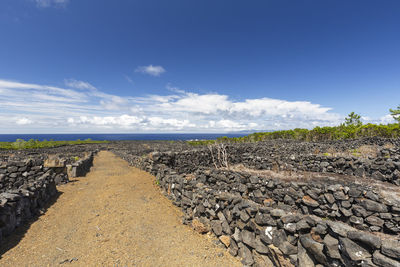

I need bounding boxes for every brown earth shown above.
[0,151,241,267]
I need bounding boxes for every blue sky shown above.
[0,0,399,133]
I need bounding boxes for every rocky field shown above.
[1,137,400,266]
[111,137,400,267]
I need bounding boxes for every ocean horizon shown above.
[0,133,249,142]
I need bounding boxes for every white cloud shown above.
[379,114,396,124]
[214,120,244,129]
[159,93,230,114]
[166,84,186,94]
[0,79,86,100]
[362,114,396,125]
[65,79,96,91]
[230,98,332,117]
[148,117,195,129]
[71,115,142,127]
[124,75,134,85]
[135,65,166,76]
[16,118,33,125]
[35,0,69,8]
[2,78,390,133]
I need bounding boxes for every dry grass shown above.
[357,145,379,157]
[383,143,395,149]
[185,173,196,180]
[142,143,151,149]
[227,164,311,181]
[321,144,380,158]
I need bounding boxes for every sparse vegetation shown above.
[71,156,80,162]
[188,123,400,145]
[187,139,215,146]
[0,138,108,150]
[317,145,380,159]
[349,149,361,157]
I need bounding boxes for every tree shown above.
[390,105,400,123]
[12,139,27,149]
[344,112,362,126]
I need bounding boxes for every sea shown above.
[0,133,248,142]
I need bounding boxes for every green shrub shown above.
[187,123,400,146]
[0,139,108,150]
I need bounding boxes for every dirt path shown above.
[0,151,241,267]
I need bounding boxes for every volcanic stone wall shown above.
[66,152,95,178]
[114,149,400,267]
[0,158,61,192]
[141,139,400,185]
[0,150,96,246]
[229,138,400,159]
[0,169,57,244]
[236,153,400,185]
[121,153,400,234]
[0,157,60,245]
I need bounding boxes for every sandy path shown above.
[0,151,241,267]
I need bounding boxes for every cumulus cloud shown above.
[71,115,142,127]
[135,65,166,76]
[159,93,230,114]
[157,93,336,123]
[148,117,196,129]
[4,78,391,133]
[16,118,33,125]
[362,114,396,125]
[62,90,342,132]
[67,115,195,131]
[35,0,69,8]
[378,114,396,124]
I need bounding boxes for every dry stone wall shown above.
[0,169,57,244]
[140,138,400,185]
[236,154,400,185]
[0,150,96,247]
[114,147,400,267]
[0,158,62,192]
[66,152,95,178]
